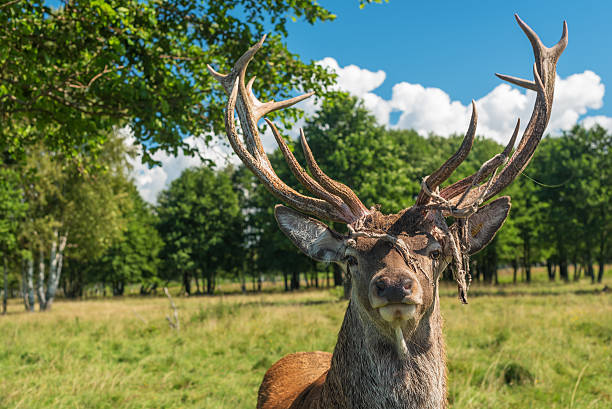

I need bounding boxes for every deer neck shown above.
[319,291,447,409]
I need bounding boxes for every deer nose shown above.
[372,277,413,304]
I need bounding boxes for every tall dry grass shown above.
[0,277,610,408]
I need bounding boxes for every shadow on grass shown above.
[441,285,610,299]
[213,298,341,309]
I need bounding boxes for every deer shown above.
[207,14,567,409]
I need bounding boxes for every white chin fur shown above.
[379,304,417,323]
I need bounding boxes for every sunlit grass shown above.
[0,274,610,409]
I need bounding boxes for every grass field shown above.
[1,274,611,409]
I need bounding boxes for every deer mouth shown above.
[377,303,418,324]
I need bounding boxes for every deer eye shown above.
[429,249,441,260]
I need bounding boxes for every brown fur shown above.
[258,210,450,409]
[257,352,331,409]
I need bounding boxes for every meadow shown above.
[1,272,610,409]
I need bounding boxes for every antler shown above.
[207,37,369,224]
[417,14,568,214]
[414,101,478,206]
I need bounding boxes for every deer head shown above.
[208,14,567,356]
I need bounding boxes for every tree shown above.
[0,0,339,163]
[533,127,611,283]
[0,163,27,313]
[88,184,163,296]
[157,166,243,295]
[19,132,131,309]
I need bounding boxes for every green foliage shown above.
[359,0,389,9]
[0,0,337,163]
[526,126,611,281]
[157,166,244,294]
[0,280,610,408]
[21,135,130,260]
[0,164,27,254]
[89,185,163,295]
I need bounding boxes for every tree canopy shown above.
[0,0,338,163]
[156,166,243,294]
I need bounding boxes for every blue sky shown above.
[285,0,611,118]
[125,1,612,202]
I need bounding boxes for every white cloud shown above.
[121,127,239,204]
[320,58,610,147]
[550,71,605,130]
[317,57,391,125]
[581,115,612,132]
[128,58,611,204]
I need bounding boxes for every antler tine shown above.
[207,35,315,167]
[552,20,569,59]
[415,101,478,206]
[515,14,546,61]
[422,17,566,214]
[217,44,355,224]
[480,16,567,202]
[264,118,352,215]
[300,129,369,218]
[212,36,368,224]
[440,118,520,201]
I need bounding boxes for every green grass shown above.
[1,276,611,408]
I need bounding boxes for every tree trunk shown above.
[522,235,531,283]
[37,248,47,311]
[45,232,67,310]
[512,258,518,284]
[291,271,299,290]
[283,272,288,292]
[194,273,201,294]
[112,281,125,296]
[183,272,191,295]
[524,264,531,283]
[290,271,296,290]
[239,267,246,293]
[573,262,581,281]
[597,260,605,283]
[2,258,7,315]
[206,275,214,295]
[21,258,28,310]
[559,259,569,282]
[596,234,606,283]
[546,258,555,281]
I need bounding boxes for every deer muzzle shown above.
[369,273,422,324]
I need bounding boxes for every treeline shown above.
[1,93,610,310]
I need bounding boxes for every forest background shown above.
[0,0,610,310]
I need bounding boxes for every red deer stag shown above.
[208,14,566,409]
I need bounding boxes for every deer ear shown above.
[459,196,511,255]
[274,205,346,262]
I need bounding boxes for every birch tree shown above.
[20,133,130,310]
